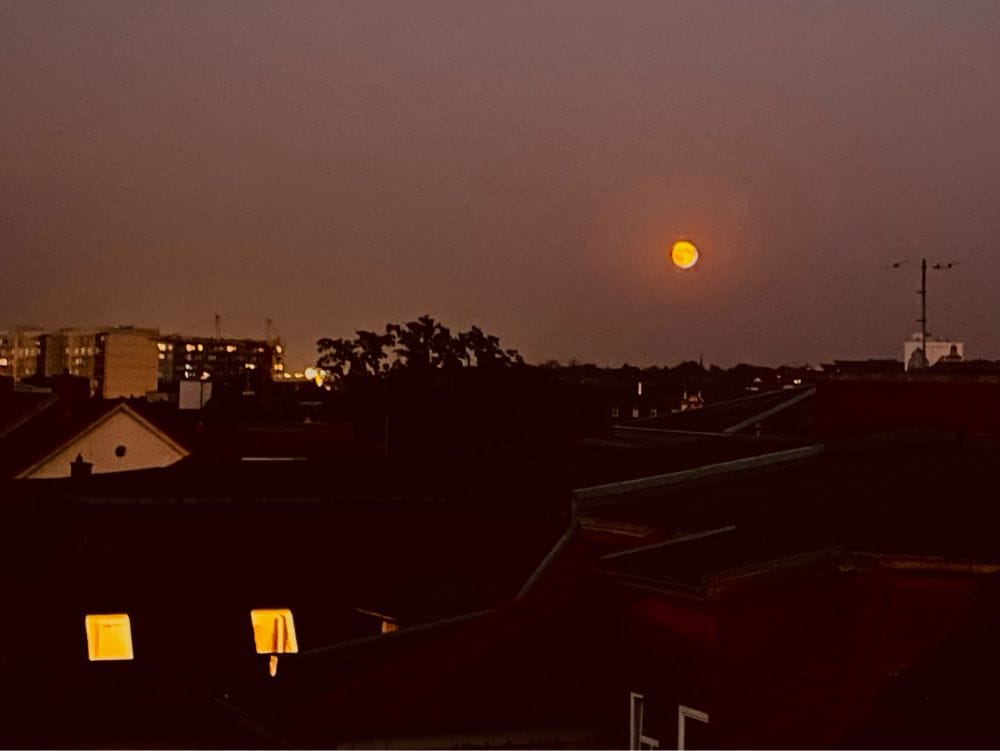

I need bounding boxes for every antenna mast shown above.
[896,258,953,371]
[918,259,927,369]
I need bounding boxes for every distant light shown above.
[304,367,317,380]
[670,240,699,270]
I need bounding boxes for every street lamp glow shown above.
[670,240,699,270]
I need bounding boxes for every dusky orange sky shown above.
[3,1,999,369]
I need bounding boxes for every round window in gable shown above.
[114,445,127,458]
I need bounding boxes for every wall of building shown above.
[0,329,42,381]
[816,375,1000,436]
[20,410,187,479]
[99,331,160,399]
[156,335,282,385]
[903,337,964,370]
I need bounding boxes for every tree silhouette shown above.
[316,337,360,381]
[318,316,522,386]
[355,330,393,376]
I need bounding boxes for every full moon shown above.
[670,240,699,270]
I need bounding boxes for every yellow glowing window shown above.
[250,609,298,655]
[157,342,167,352]
[185,343,196,353]
[226,344,237,353]
[84,614,134,661]
[381,619,399,634]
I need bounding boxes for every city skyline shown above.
[3,1,1000,369]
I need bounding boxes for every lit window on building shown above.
[226,344,237,353]
[251,608,298,653]
[196,343,204,352]
[0,357,7,367]
[186,344,196,353]
[157,342,167,352]
[632,408,640,418]
[250,608,298,677]
[245,363,256,370]
[84,613,134,661]
[275,345,283,354]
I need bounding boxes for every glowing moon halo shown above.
[670,240,699,270]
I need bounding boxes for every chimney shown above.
[53,372,91,420]
[70,453,93,479]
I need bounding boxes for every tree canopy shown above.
[317,315,523,385]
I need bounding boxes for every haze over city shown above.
[3,1,1000,369]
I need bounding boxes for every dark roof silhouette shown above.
[616,386,815,436]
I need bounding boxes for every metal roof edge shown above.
[573,444,826,507]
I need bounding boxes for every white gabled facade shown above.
[17,403,188,479]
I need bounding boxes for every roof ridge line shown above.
[723,386,817,434]
[573,444,825,507]
[0,395,58,441]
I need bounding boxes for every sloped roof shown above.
[0,487,569,746]
[16,430,813,517]
[0,397,189,479]
[219,534,616,748]
[0,394,110,478]
[616,386,815,435]
[586,432,1000,585]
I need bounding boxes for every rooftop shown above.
[586,431,1000,594]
